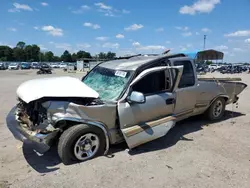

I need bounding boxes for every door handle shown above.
[166,98,175,105]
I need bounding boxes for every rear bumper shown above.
[6,107,59,153]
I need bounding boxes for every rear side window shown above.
[173,61,195,88]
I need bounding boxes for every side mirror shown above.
[127,91,145,104]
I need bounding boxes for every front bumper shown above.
[6,107,59,153]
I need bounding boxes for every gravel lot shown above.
[0,69,249,188]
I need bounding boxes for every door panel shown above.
[169,58,197,119]
[118,66,183,149]
[174,87,196,120]
[118,93,176,149]
[122,116,176,148]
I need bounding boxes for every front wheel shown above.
[205,98,226,121]
[58,124,106,165]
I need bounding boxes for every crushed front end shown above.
[6,98,59,153]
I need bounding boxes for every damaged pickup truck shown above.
[7,54,247,165]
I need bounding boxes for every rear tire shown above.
[58,124,106,165]
[206,97,226,121]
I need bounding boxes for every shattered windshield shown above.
[83,66,133,101]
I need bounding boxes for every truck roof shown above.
[99,53,185,71]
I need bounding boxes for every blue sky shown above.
[0,0,250,62]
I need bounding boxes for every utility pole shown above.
[203,35,207,50]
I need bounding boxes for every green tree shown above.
[39,52,45,62]
[16,41,26,49]
[31,45,40,61]
[53,56,61,62]
[61,50,72,62]
[13,47,25,61]
[44,51,54,62]
[106,51,116,59]
[71,53,77,62]
[76,50,91,59]
[0,46,13,61]
[24,45,32,61]
[98,52,106,59]
[24,44,40,62]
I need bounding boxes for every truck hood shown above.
[17,76,99,103]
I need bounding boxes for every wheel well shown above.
[222,96,229,103]
[54,120,107,138]
[55,120,80,130]
[210,96,229,105]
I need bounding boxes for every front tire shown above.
[206,98,226,121]
[58,124,106,165]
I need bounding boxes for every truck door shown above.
[169,57,197,120]
[117,66,183,149]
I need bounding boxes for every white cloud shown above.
[137,45,165,51]
[0,42,13,48]
[117,49,136,57]
[41,2,48,7]
[233,48,245,52]
[132,42,165,51]
[180,44,192,51]
[95,2,112,10]
[102,42,120,49]
[214,45,228,50]
[96,37,108,41]
[94,2,130,17]
[175,26,189,31]
[202,28,211,32]
[182,32,192,37]
[81,5,90,9]
[83,22,100,29]
[245,38,250,43]
[9,3,33,12]
[155,27,164,32]
[33,26,39,30]
[42,25,63,36]
[225,30,250,37]
[72,5,91,14]
[95,3,114,17]
[77,43,91,48]
[39,44,47,51]
[125,24,144,31]
[55,43,72,50]
[180,47,187,51]
[132,42,141,46]
[7,27,17,32]
[196,32,200,35]
[165,41,171,44]
[116,34,125,39]
[122,9,130,14]
[179,0,220,15]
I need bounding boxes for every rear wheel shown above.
[58,124,106,165]
[206,98,226,121]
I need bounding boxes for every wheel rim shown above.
[74,133,100,161]
[213,100,223,118]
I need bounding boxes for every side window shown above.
[173,61,195,88]
[132,71,166,95]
